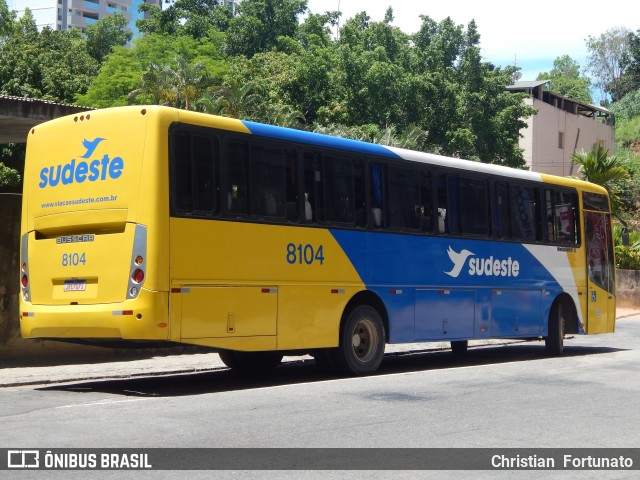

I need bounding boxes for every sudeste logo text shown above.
[38,138,124,188]
[445,246,520,278]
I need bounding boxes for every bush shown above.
[614,224,640,270]
[0,162,21,190]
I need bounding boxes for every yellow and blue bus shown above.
[20,106,616,375]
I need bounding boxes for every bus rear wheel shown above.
[218,350,283,373]
[330,305,385,376]
[545,302,565,356]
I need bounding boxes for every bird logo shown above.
[444,246,474,278]
[80,138,106,158]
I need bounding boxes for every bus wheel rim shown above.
[351,318,378,363]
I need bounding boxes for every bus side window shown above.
[285,149,299,221]
[510,185,539,242]
[172,131,193,213]
[418,171,433,232]
[353,158,366,227]
[460,177,489,236]
[249,144,286,219]
[545,189,579,245]
[303,152,321,223]
[370,163,384,227]
[226,141,249,215]
[192,135,217,214]
[323,155,356,224]
[495,182,511,239]
[437,174,459,234]
[387,166,431,231]
[171,131,218,216]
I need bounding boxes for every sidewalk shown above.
[1,308,637,388]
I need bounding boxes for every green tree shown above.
[38,28,99,103]
[199,76,264,118]
[137,0,226,39]
[621,29,640,95]
[0,9,98,103]
[0,0,13,38]
[77,33,227,107]
[572,143,630,212]
[296,11,338,49]
[0,162,20,190]
[537,55,592,103]
[129,57,212,110]
[586,27,632,102]
[0,143,24,192]
[85,12,133,63]
[224,0,308,57]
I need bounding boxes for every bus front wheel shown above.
[545,302,565,356]
[218,350,283,373]
[331,305,385,376]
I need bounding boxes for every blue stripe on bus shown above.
[329,229,563,343]
[241,121,402,159]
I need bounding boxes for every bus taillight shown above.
[20,235,30,302]
[126,225,148,300]
[131,268,145,284]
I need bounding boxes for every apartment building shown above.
[11,0,161,33]
[507,80,615,176]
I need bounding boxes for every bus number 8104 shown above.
[286,243,324,265]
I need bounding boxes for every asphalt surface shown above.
[1,307,637,388]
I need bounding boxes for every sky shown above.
[305,0,632,83]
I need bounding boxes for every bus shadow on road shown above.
[38,342,624,398]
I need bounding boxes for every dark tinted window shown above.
[249,144,286,218]
[545,189,579,245]
[436,174,460,234]
[495,182,511,239]
[460,177,489,236]
[510,185,541,241]
[387,166,432,231]
[172,130,218,216]
[304,153,365,226]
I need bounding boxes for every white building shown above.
[507,80,615,176]
[11,0,162,33]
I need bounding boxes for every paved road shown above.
[1,311,639,479]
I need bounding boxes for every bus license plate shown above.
[64,280,86,292]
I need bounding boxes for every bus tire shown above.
[451,340,468,355]
[545,302,564,356]
[218,350,283,372]
[330,305,385,376]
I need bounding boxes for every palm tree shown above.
[128,57,212,110]
[127,63,176,106]
[198,78,265,119]
[169,57,211,111]
[571,143,630,212]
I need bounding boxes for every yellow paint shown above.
[21,105,366,351]
[20,289,169,340]
[170,218,365,350]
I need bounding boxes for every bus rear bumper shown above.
[19,290,170,341]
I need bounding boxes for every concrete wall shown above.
[0,194,21,352]
[521,98,616,176]
[617,270,640,309]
